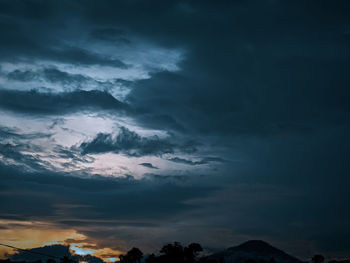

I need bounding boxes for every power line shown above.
[0,243,61,260]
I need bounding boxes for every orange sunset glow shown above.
[0,220,122,262]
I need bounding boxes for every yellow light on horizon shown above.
[70,244,95,256]
[106,257,119,262]
[0,219,124,262]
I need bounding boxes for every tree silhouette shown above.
[198,258,218,263]
[160,242,184,263]
[119,255,128,263]
[312,255,325,263]
[145,253,157,263]
[184,243,203,263]
[127,247,143,263]
[157,242,204,263]
[60,256,74,263]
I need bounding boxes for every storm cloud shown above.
[79,126,195,156]
[167,157,226,166]
[139,163,159,169]
[0,89,126,115]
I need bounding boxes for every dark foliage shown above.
[119,247,143,263]
[312,255,325,263]
[145,242,203,263]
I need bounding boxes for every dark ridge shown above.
[228,240,283,254]
[208,240,304,263]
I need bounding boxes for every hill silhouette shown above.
[206,240,304,263]
[7,245,103,263]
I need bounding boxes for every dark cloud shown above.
[167,157,226,166]
[0,12,127,67]
[54,145,95,168]
[41,68,88,85]
[80,126,195,156]
[0,142,51,171]
[120,1,350,137]
[7,69,38,82]
[4,67,130,94]
[0,161,213,218]
[0,125,48,140]
[0,31,127,68]
[139,163,158,169]
[0,126,19,138]
[45,46,127,68]
[0,89,126,115]
[0,0,129,69]
[5,68,82,84]
[89,27,131,44]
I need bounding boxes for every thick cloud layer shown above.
[0,89,126,115]
[79,127,196,156]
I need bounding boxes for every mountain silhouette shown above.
[207,240,304,263]
[10,245,70,262]
[9,245,103,263]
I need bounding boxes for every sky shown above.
[0,0,350,261]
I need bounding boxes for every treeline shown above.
[119,242,208,263]
[0,242,210,263]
